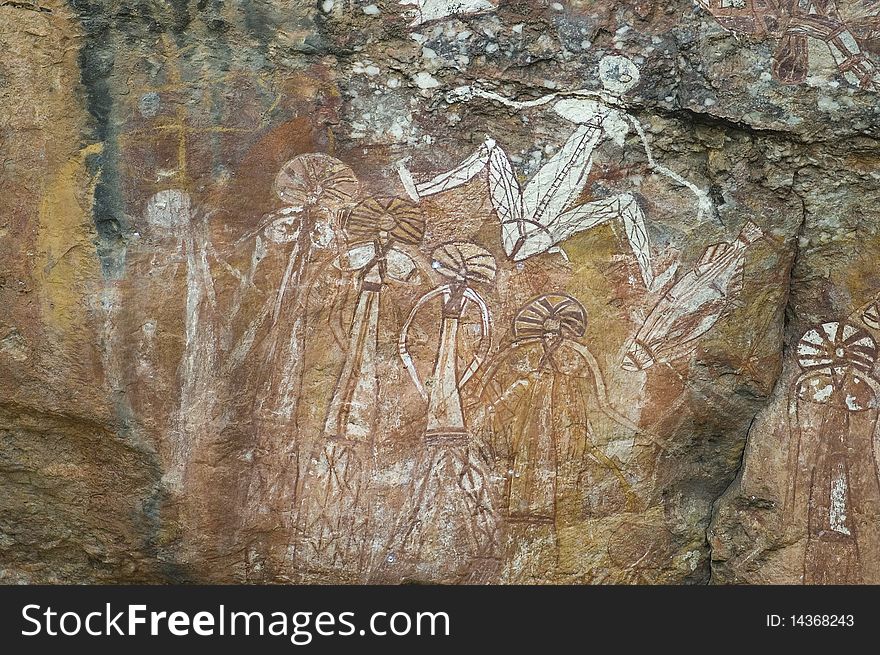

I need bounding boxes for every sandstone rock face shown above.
[1,0,879,584]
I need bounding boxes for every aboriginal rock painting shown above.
[472,293,642,581]
[398,55,712,291]
[239,154,362,571]
[380,243,501,583]
[141,189,218,491]
[623,220,765,372]
[127,52,780,583]
[786,321,880,583]
[696,0,880,89]
[294,197,426,579]
[250,154,360,426]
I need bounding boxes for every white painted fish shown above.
[622,220,764,371]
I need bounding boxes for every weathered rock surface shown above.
[1,0,879,584]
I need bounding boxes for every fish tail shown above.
[622,340,655,371]
[737,220,764,245]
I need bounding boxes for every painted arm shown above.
[473,339,533,402]
[221,294,274,375]
[400,141,495,201]
[190,232,218,311]
[223,255,337,374]
[447,85,608,110]
[234,206,303,247]
[399,285,449,401]
[210,234,266,322]
[568,341,647,436]
[271,240,304,325]
[459,287,493,388]
[626,115,715,223]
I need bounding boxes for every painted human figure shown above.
[382,242,501,582]
[143,189,218,491]
[251,153,360,423]
[787,321,880,583]
[695,0,880,89]
[295,196,425,579]
[241,153,359,578]
[397,55,712,290]
[475,293,640,580]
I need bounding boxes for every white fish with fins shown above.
[622,220,764,371]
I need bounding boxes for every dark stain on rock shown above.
[240,0,277,54]
[69,0,127,279]
[167,0,192,33]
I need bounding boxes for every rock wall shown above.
[1,0,879,584]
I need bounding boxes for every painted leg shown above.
[397,139,495,202]
[620,196,654,290]
[503,124,602,260]
[790,15,880,90]
[323,288,379,439]
[554,193,656,289]
[522,123,602,226]
[378,442,501,583]
[485,145,528,258]
[296,438,373,580]
[170,234,218,490]
[509,203,614,263]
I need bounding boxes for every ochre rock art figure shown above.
[295,196,426,580]
[323,197,426,441]
[143,189,218,491]
[787,321,880,583]
[242,153,360,577]
[399,0,497,26]
[695,0,880,89]
[397,55,712,290]
[474,293,641,581]
[382,242,501,582]
[622,220,764,371]
[252,153,360,423]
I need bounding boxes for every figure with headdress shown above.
[474,292,640,580]
[787,321,880,583]
[379,242,502,582]
[294,196,426,580]
[241,153,360,578]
